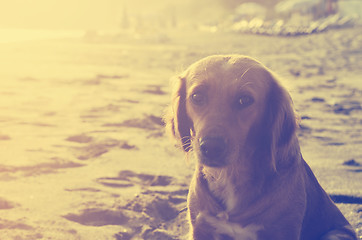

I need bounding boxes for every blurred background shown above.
[0,0,361,42]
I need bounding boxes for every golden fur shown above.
[165,55,357,240]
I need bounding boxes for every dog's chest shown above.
[207,176,238,212]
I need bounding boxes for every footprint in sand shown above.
[0,134,10,141]
[63,208,129,226]
[332,100,362,115]
[96,170,174,189]
[103,115,164,131]
[117,190,188,239]
[142,85,166,95]
[62,191,187,238]
[64,167,188,238]
[65,134,93,144]
[330,194,362,204]
[0,197,18,210]
[0,218,34,230]
[343,159,362,173]
[66,135,137,160]
[0,158,83,178]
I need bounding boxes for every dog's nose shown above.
[199,137,227,166]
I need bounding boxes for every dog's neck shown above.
[203,167,238,212]
[199,162,279,216]
[201,166,239,213]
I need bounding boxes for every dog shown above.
[165,55,357,240]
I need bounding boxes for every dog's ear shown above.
[267,76,299,169]
[250,71,299,174]
[164,76,192,152]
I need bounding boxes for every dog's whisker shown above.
[180,136,190,141]
[180,136,193,152]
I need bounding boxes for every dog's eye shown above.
[236,95,254,109]
[191,92,206,106]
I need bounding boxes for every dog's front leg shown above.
[192,212,261,240]
[191,212,219,240]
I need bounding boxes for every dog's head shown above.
[165,55,299,176]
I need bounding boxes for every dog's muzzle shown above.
[199,137,227,167]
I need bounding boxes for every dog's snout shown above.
[199,137,227,167]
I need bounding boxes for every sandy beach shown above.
[0,27,361,239]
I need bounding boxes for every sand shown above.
[0,27,361,239]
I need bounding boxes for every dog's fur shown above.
[165,55,357,240]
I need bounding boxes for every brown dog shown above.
[165,55,357,240]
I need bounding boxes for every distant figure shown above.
[322,0,338,17]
